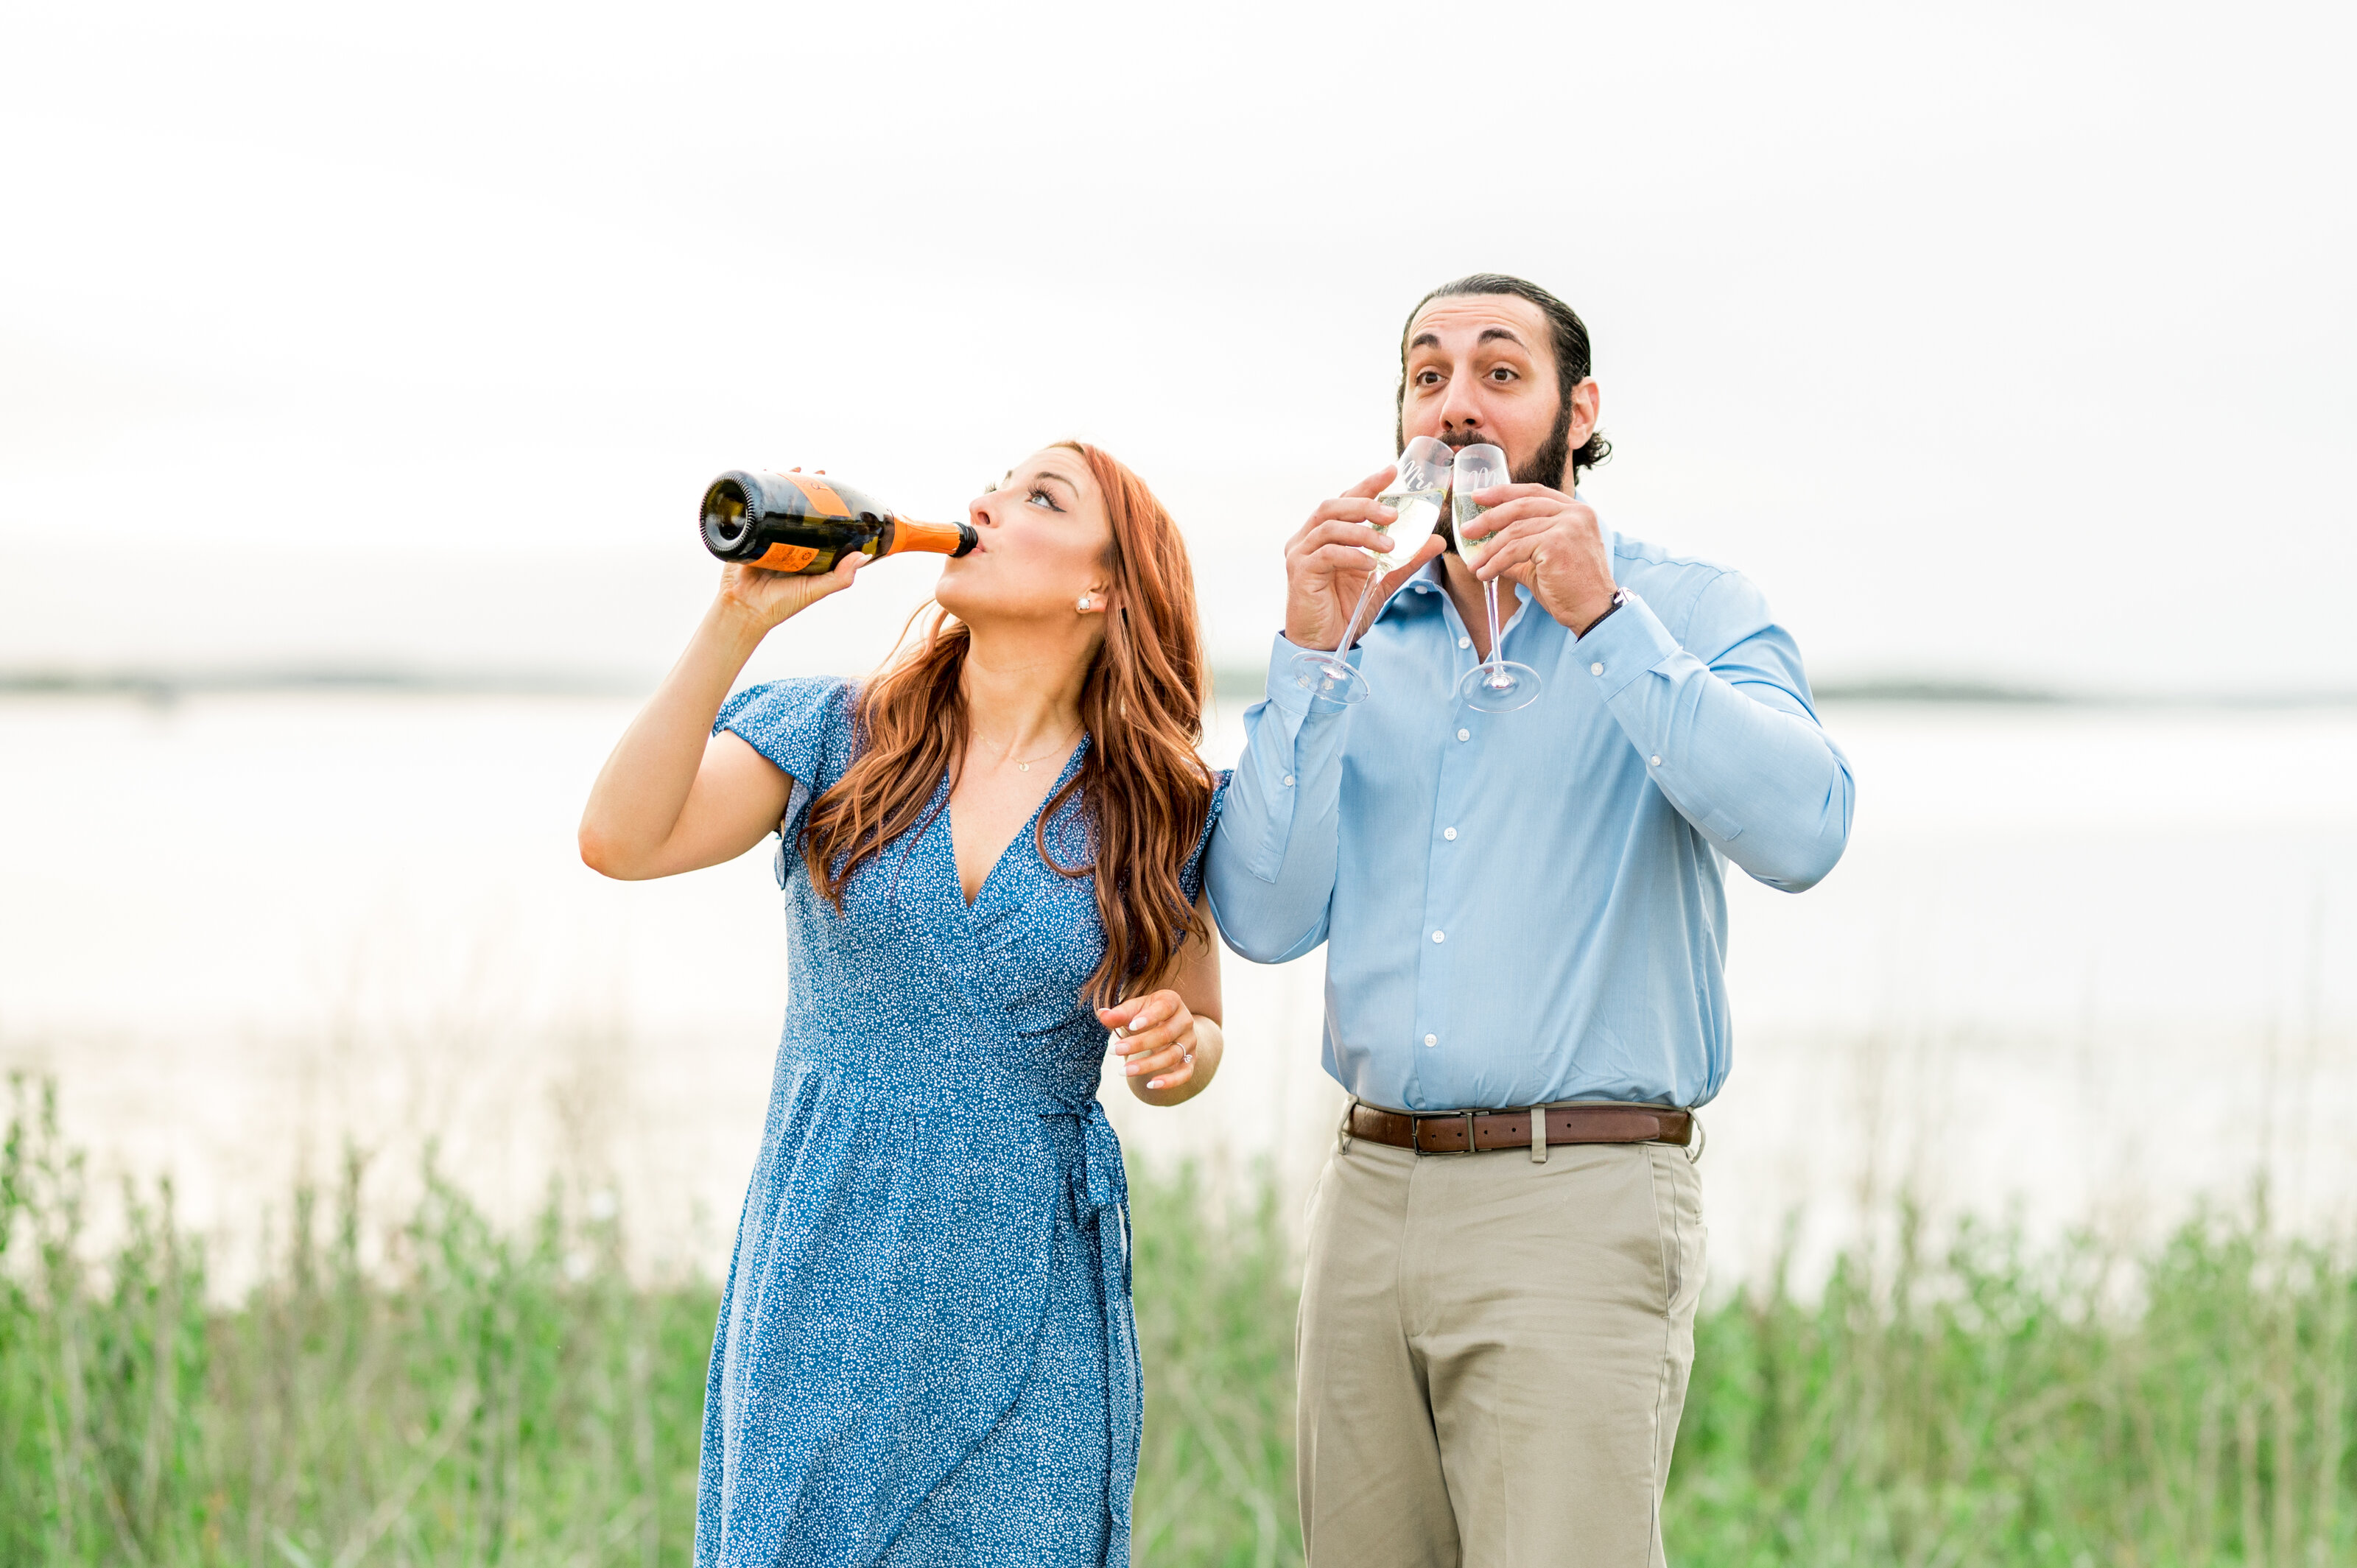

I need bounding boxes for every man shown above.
[1206,273,1854,1567]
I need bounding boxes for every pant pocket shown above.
[1646,1145,1706,1320]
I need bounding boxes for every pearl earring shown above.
[1076,595,1092,612]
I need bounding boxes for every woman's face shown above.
[932,448,1114,626]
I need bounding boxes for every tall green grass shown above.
[6,1069,2356,1566]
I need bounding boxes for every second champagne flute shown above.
[1287,435,1455,706]
[1450,443,1542,713]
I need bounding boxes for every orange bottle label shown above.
[754,542,821,572]
[784,475,854,518]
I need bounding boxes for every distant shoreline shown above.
[6,666,2357,710]
[0,668,642,702]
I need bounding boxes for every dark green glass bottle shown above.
[699,470,977,574]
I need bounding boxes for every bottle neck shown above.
[882,517,979,558]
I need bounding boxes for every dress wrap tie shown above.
[1061,1098,1138,1566]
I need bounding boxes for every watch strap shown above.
[1578,588,1626,639]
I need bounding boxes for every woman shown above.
[579,443,1226,1568]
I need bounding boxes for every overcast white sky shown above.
[2,0,2350,694]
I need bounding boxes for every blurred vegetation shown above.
[7,1070,2357,1566]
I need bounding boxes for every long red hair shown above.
[800,442,1215,1005]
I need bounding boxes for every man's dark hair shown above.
[1394,273,1612,485]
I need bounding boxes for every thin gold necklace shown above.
[986,725,1082,773]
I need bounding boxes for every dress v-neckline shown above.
[944,738,1089,910]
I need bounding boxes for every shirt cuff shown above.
[1576,589,1681,701]
[1262,630,1359,720]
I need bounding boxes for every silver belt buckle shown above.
[1408,1109,1480,1156]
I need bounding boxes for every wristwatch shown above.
[1578,588,1626,639]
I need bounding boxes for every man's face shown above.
[1397,294,1598,491]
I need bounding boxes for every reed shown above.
[1676,1201,2357,1565]
[6,1071,2357,1566]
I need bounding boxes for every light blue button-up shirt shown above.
[1206,533,1855,1112]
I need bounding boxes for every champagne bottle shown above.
[699,470,978,574]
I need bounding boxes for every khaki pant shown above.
[1296,1122,1706,1568]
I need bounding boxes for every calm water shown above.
[3,692,2353,1293]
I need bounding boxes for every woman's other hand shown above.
[717,551,868,633]
[1099,989,1218,1103]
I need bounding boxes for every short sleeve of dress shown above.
[1178,770,1233,908]
[714,677,856,795]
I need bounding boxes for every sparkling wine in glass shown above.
[1287,436,1455,706]
[1450,443,1542,713]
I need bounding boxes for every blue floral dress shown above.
[696,678,1224,1568]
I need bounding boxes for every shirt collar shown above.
[1372,555,1453,627]
[1373,555,1537,627]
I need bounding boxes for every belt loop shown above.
[1685,1110,1706,1164]
[1338,1098,1356,1156]
[1461,1109,1477,1156]
[1531,1104,1547,1164]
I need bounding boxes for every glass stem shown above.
[1483,579,1504,677]
[1328,562,1383,658]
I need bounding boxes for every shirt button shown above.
[1456,728,1470,742]
[1457,636,1470,649]
[1443,826,1457,840]
[1590,661,1604,675]
[1423,1033,1438,1047]
[1282,774,1295,787]
[1431,929,1446,943]
[1650,756,1662,767]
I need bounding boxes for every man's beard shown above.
[1425,394,1574,555]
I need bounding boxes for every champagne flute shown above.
[1287,436,1455,706]
[1450,443,1542,713]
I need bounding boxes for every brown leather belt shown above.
[1348,1100,1693,1156]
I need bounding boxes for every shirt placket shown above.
[1408,583,1485,1111]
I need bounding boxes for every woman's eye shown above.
[1027,488,1059,510]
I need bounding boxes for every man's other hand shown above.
[1463,482,1618,636]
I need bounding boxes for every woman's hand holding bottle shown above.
[715,551,868,636]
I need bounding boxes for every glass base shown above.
[1457,659,1541,713]
[1287,650,1371,707]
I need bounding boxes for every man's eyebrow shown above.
[1408,331,1441,352]
[1477,326,1528,348]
